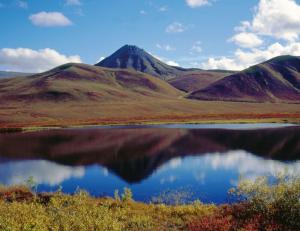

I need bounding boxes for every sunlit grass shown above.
[0,187,215,231]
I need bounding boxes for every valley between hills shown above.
[0,45,299,129]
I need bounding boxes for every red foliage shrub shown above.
[188,203,285,231]
[188,214,231,231]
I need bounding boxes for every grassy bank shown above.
[0,117,299,133]
[0,175,299,231]
[1,99,299,131]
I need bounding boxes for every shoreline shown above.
[0,118,299,133]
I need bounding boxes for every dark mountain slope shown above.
[188,55,300,102]
[95,45,184,80]
[168,70,233,92]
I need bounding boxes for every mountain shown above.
[0,54,299,128]
[95,45,186,80]
[95,45,236,88]
[0,63,181,102]
[188,55,300,102]
[0,71,32,79]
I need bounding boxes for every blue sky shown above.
[1,0,300,72]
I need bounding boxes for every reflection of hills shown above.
[0,126,299,183]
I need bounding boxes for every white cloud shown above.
[202,0,300,70]
[250,0,300,42]
[0,160,85,186]
[229,32,263,48]
[166,60,180,66]
[186,0,211,8]
[156,43,175,51]
[202,41,300,70]
[191,41,202,53]
[202,56,244,70]
[166,22,186,33]
[65,0,81,6]
[234,21,251,32]
[17,1,28,9]
[96,56,105,63]
[0,48,82,72]
[152,53,180,67]
[233,0,300,42]
[29,11,72,27]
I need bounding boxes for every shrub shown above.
[121,187,133,202]
[0,186,215,231]
[189,173,300,231]
[230,173,300,230]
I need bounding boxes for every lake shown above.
[0,123,299,204]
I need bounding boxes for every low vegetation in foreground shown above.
[0,175,299,231]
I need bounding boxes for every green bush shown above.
[230,173,300,230]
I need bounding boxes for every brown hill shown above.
[188,55,300,102]
[0,63,182,102]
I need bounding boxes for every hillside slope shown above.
[0,63,182,102]
[188,55,300,102]
[168,70,233,92]
[0,58,299,128]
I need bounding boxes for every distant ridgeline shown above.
[1,44,299,103]
[96,45,300,102]
[0,71,32,78]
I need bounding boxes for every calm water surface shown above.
[0,123,299,204]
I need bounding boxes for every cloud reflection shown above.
[203,150,300,179]
[160,175,177,184]
[0,160,85,186]
[169,158,182,169]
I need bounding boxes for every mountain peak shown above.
[119,44,144,52]
[111,44,148,57]
[95,45,183,79]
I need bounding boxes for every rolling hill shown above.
[189,55,300,102]
[0,63,181,102]
[0,50,299,129]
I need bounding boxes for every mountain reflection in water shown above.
[0,125,299,203]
